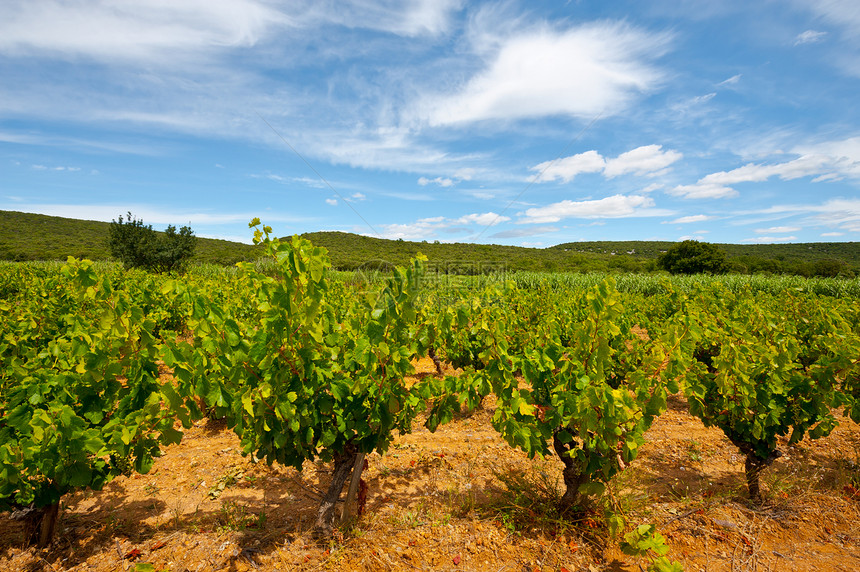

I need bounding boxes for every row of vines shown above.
[1,223,859,568]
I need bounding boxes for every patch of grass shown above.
[686,439,703,463]
[216,500,266,532]
[480,464,574,537]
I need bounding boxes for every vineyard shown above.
[1,224,859,571]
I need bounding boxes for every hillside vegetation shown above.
[1,210,857,275]
[0,211,257,265]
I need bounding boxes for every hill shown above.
[0,210,258,265]
[1,210,857,275]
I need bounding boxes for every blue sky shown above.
[2,0,859,246]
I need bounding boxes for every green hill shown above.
[1,210,857,276]
[0,210,258,265]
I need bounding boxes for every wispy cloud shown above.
[491,226,558,238]
[755,226,801,233]
[667,183,738,200]
[0,0,290,62]
[742,235,798,243]
[518,194,671,224]
[418,176,455,187]
[755,197,860,233]
[0,130,165,155]
[669,144,860,199]
[718,74,742,86]
[665,214,714,224]
[2,203,311,226]
[32,164,81,171]
[295,0,463,38]
[375,211,509,240]
[794,30,827,45]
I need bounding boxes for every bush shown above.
[108,212,195,273]
[657,240,728,275]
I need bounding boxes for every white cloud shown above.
[793,136,860,178]
[532,150,605,183]
[669,145,860,199]
[325,198,338,206]
[794,30,827,45]
[455,212,509,226]
[821,231,844,237]
[758,197,860,233]
[518,194,667,224]
[312,127,473,173]
[808,198,860,232]
[375,211,511,240]
[419,22,669,125]
[349,192,366,201]
[665,214,713,224]
[603,145,683,178]
[755,226,801,233]
[700,155,835,185]
[453,168,475,181]
[640,183,664,193]
[533,145,681,183]
[418,176,455,187]
[742,236,798,243]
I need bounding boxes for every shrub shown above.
[657,240,728,275]
[108,212,195,273]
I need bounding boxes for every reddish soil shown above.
[2,358,858,571]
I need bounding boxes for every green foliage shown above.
[657,240,729,275]
[3,210,859,277]
[0,258,195,517]
[108,212,196,273]
[2,238,858,544]
[621,524,684,572]
[684,286,858,500]
[432,279,698,512]
[166,220,439,533]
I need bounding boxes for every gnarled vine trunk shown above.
[312,443,358,539]
[729,438,782,502]
[553,432,592,514]
[12,502,60,548]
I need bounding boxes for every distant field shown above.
[1,210,857,275]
